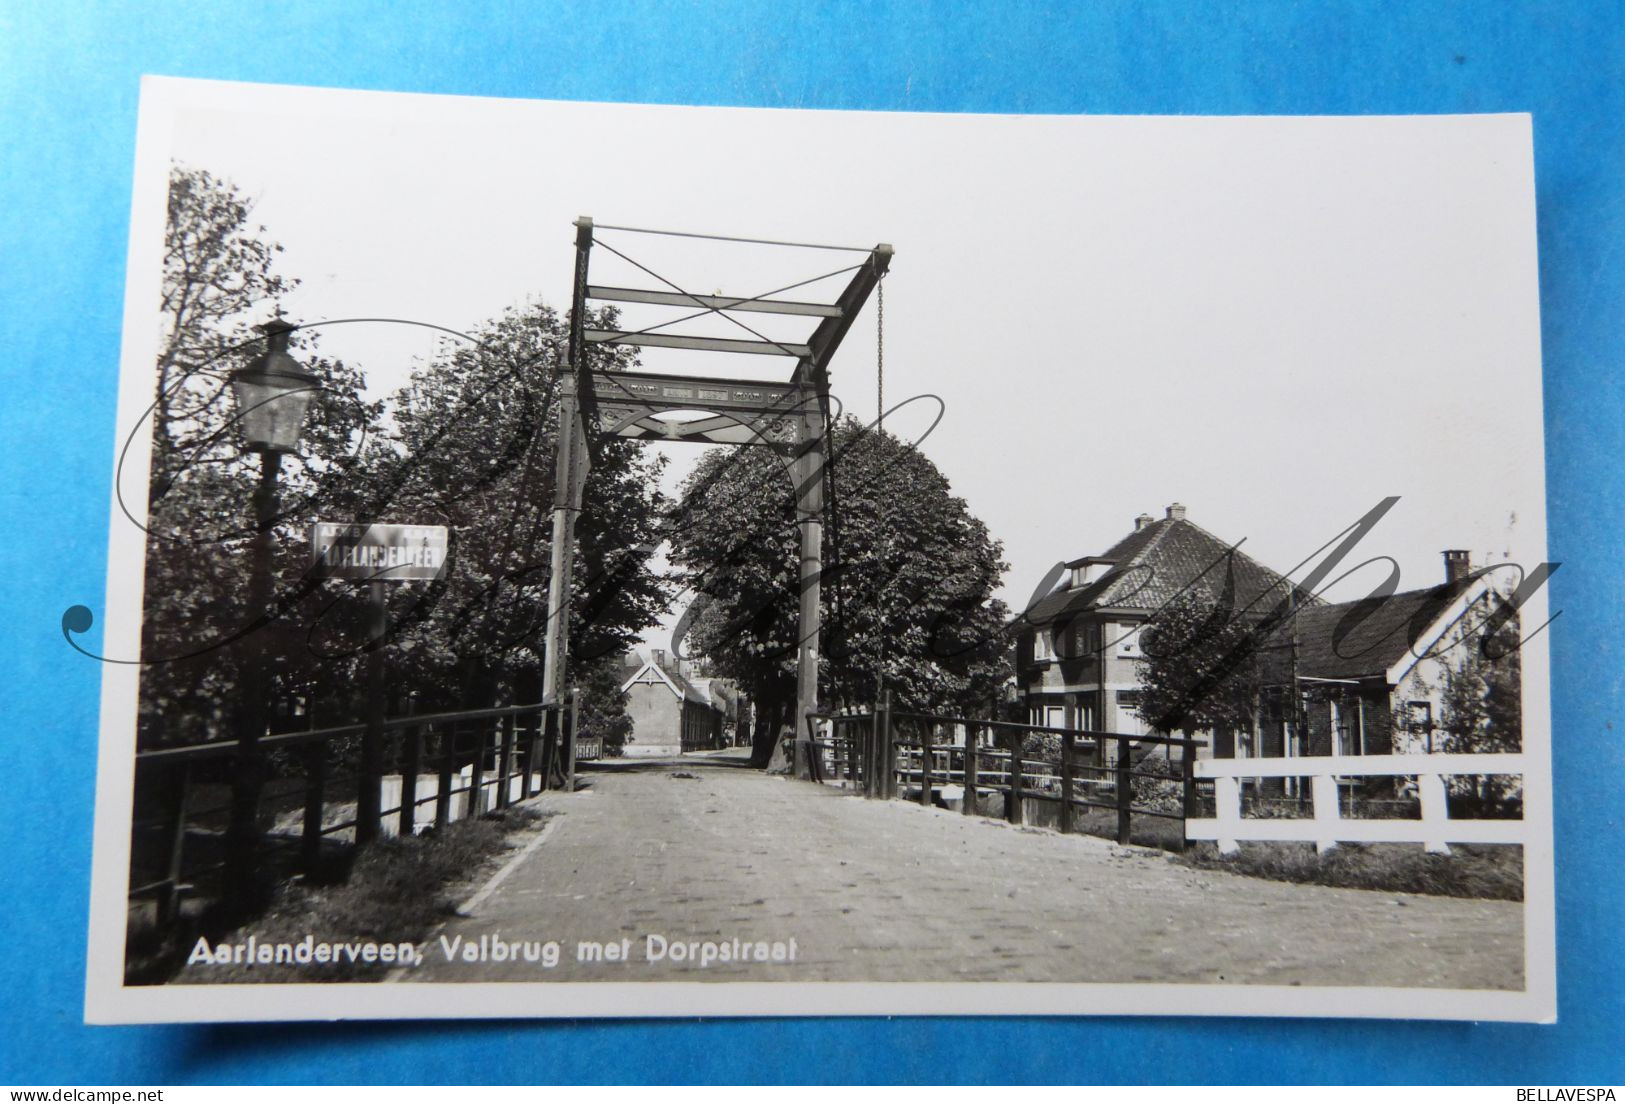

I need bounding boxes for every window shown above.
[1068,622,1100,657]
[1116,690,1147,737]
[1028,704,1065,729]
[1406,700,1434,752]
[1032,629,1055,662]
[1331,698,1362,756]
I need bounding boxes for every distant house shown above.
[1015,503,1306,761]
[620,649,727,756]
[1248,549,1499,761]
[1016,504,1506,767]
[691,677,750,747]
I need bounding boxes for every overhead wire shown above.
[595,224,874,253]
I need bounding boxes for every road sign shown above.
[310,522,448,582]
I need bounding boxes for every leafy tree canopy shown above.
[1135,588,1267,739]
[139,164,666,749]
[667,418,1012,758]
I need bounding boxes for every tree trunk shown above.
[748,696,786,769]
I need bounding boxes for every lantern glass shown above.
[232,369,316,453]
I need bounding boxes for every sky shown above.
[125,79,1548,649]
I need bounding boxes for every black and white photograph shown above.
[84,77,1554,1023]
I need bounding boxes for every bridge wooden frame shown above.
[541,217,892,778]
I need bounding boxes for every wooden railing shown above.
[128,695,580,929]
[808,695,1201,848]
[1187,752,1528,854]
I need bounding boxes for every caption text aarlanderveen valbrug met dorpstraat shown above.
[186,932,797,970]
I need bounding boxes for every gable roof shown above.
[1273,580,1489,682]
[1021,516,1311,626]
[620,655,711,705]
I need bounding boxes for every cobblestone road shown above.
[411,750,1523,989]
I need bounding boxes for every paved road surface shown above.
[410,750,1523,989]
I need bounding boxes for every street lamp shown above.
[224,318,318,913]
[231,319,319,452]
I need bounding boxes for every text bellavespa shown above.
[186,933,798,969]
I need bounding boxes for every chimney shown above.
[1134,513,1154,531]
[1443,550,1471,584]
[1165,502,1187,521]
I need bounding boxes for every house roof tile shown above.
[1273,583,1478,681]
[1020,517,1311,625]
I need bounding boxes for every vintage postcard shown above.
[84,77,1554,1022]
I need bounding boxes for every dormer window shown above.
[1067,557,1114,589]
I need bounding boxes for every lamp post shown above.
[223,319,318,913]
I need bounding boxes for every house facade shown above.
[1016,504,1307,761]
[620,649,727,756]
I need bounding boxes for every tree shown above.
[666,418,1012,766]
[1134,588,1267,744]
[328,301,671,717]
[571,653,635,757]
[1435,601,1523,813]
[139,165,670,751]
[139,164,377,747]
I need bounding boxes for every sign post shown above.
[311,522,448,842]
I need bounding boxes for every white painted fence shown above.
[1186,753,1527,854]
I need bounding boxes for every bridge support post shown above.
[542,218,594,746]
[791,410,825,782]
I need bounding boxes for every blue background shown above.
[2,0,1621,1085]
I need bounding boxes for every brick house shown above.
[1016,504,1306,761]
[620,649,726,756]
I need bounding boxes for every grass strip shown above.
[1173,840,1522,901]
[170,806,547,984]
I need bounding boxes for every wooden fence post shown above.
[1417,771,1452,854]
[881,690,895,799]
[498,714,516,809]
[1311,773,1340,854]
[158,763,192,925]
[567,690,580,794]
[1178,739,1196,853]
[523,706,541,798]
[301,741,326,871]
[1059,729,1075,835]
[1214,775,1241,854]
[435,723,454,829]
[918,721,933,806]
[864,708,877,798]
[963,724,979,817]
[357,580,387,845]
[470,718,489,816]
[1006,732,1024,825]
[399,723,421,838]
[1115,735,1131,845]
